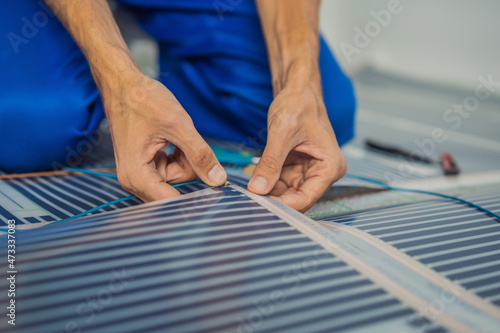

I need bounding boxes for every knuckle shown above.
[117,172,133,192]
[168,109,187,126]
[169,111,195,137]
[299,202,313,213]
[270,112,299,134]
[260,155,281,174]
[338,155,348,178]
[194,144,215,170]
[340,165,347,179]
[337,156,347,179]
[328,153,347,181]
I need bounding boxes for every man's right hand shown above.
[43,0,226,202]
[103,72,227,202]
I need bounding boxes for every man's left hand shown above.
[248,83,347,212]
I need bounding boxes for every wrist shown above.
[89,46,142,101]
[277,62,322,99]
[271,48,322,95]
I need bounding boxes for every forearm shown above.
[255,0,322,95]
[44,0,140,99]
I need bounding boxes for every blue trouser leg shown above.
[0,0,104,173]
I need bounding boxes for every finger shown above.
[276,159,307,189]
[141,169,181,202]
[174,128,227,187]
[152,150,169,180]
[268,179,289,197]
[279,174,334,212]
[151,149,196,183]
[248,135,293,195]
[164,148,197,183]
[119,164,181,203]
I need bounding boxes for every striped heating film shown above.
[321,189,500,309]
[0,173,250,226]
[0,186,442,333]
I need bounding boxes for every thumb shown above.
[248,136,290,195]
[175,132,227,187]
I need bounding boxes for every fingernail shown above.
[208,164,226,185]
[250,176,268,193]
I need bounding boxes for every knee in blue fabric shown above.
[0,96,104,173]
[1,0,105,173]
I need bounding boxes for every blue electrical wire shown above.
[49,168,204,224]
[51,195,137,225]
[344,173,500,222]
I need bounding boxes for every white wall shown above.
[320,0,500,94]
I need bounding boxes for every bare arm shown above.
[44,0,227,202]
[250,0,347,212]
[44,1,138,97]
[255,0,321,95]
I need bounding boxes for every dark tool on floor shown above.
[365,139,460,176]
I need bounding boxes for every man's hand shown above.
[248,83,346,212]
[254,0,346,212]
[104,73,227,202]
[44,0,226,202]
